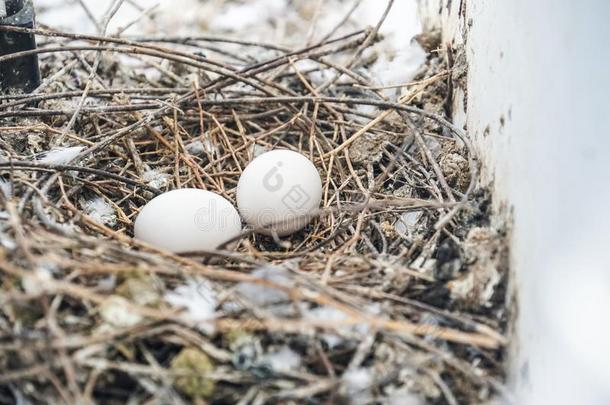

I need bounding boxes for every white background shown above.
[463,1,610,404]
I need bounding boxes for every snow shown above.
[164,277,218,335]
[39,146,84,165]
[209,0,287,32]
[313,0,426,96]
[81,197,117,226]
[36,1,425,101]
[336,0,422,51]
[370,46,428,98]
[35,0,161,35]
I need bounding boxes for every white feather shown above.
[165,277,218,335]
[82,197,116,226]
[341,368,374,405]
[260,346,302,373]
[39,146,84,165]
[236,266,293,305]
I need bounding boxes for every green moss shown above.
[170,347,215,399]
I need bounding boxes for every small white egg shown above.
[134,188,241,253]
[236,149,322,236]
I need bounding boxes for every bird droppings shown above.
[98,295,143,328]
[20,267,53,295]
[141,168,171,189]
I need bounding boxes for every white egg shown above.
[134,188,241,253]
[236,149,322,236]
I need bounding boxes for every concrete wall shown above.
[419,1,610,404]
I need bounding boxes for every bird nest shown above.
[0,21,511,405]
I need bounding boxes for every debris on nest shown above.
[448,226,508,309]
[440,150,471,191]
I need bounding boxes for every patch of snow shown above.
[354,0,422,48]
[37,0,425,101]
[210,0,287,32]
[81,197,116,226]
[308,67,334,87]
[36,0,161,35]
[370,44,427,99]
[165,277,218,335]
[39,146,84,165]
[322,0,426,99]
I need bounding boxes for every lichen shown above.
[170,347,216,399]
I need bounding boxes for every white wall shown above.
[420,0,610,403]
[465,1,610,404]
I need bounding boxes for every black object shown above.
[0,0,41,93]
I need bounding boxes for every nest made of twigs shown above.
[0,16,510,405]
